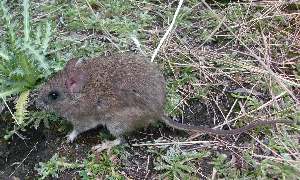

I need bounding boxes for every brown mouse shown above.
[36,52,291,150]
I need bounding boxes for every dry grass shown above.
[144,0,299,178]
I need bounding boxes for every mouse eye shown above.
[48,91,60,101]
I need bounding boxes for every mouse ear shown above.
[65,70,88,94]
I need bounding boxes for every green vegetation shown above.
[36,153,81,179]
[211,149,300,179]
[79,152,124,180]
[1,0,299,179]
[36,150,123,179]
[0,0,57,98]
[0,0,62,139]
[154,145,210,179]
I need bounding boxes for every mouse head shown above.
[36,58,88,118]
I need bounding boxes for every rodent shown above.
[36,52,291,143]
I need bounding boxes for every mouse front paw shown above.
[66,130,79,143]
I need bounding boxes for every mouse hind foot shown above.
[91,138,123,153]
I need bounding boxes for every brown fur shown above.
[36,53,165,139]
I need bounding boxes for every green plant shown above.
[61,0,153,51]
[14,90,30,125]
[0,0,62,140]
[165,66,198,116]
[211,154,243,179]
[36,150,124,179]
[30,111,62,130]
[3,90,30,140]
[211,150,300,179]
[0,0,56,99]
[230,93,263,111]
[165,87,183,116]
[36,153,81,180]
[154,145,210,179]
[4,109,62,140]
[257,158,300,179]
[79,153,124,180]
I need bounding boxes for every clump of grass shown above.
[154,145,210,179]
[36,150,124,179]
[37,0,154,58]
[59,0,153,51]
[257,158,300,179]
[79,153,124,180]
[212,148,300,179]
[211,154,243,179]
[36,153,81,180]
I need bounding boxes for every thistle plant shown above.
[0,0,53,99]
[0,0,59,139]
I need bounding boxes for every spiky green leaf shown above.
[14,90,29,125]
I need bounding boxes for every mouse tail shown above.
[162,116,293,135]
